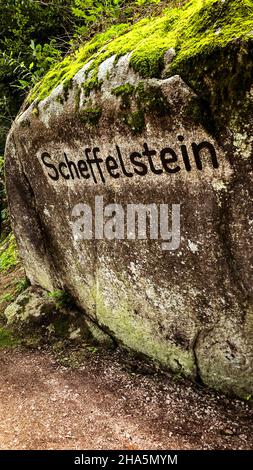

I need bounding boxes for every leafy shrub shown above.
[0,0,75,153]
[48,289,73,309]
[0,233,18,272]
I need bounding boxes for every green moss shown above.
[123,109,145,133]
[112,83,135,108]
[0,233,19,272]
[0,278,29,309]
[82,74,102,97]
[113,82,169,131]
[112,83,135,94]
[0,155,4,172]
[136,82,170,116]
[185,96,215,135]
[29,22,129,102]
[20,119,30,128]
[79,105,102,125]
[0,327,18,348]
[28,0,253,108]
[56,94,65,105]
[15,277,30,295]
[86,318,115,348]
[116,81,170,132]
[62,78,73,101]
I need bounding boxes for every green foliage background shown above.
[0,0,178,234]
[0,0,173,154]
[0,0,76,152]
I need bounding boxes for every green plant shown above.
[28,0,253,142]
[15,278,30,295]
[112,83,135,108]
[244,394,252,401]
[0,0,76,153]
[72,0,122,30]
[86,345,98,353]
[0,233,18,272]
[47,289,73,309]
[0,1,184,153]
[71,0,164,39]
[0,154,11,238]
[0,293,15,304]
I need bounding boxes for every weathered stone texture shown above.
[5,52,253,397]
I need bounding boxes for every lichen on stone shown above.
[113,80,170,132]
[135,81,170,116]
[112,83,135,108]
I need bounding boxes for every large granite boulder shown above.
[4,0,253,397]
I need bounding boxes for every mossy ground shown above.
[29,0,253,110]
[90,282,196,378]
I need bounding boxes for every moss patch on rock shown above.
[29,0,253,113]
[136,81,170,116]
[1,285,119,354]
[112,83,135,108]
[82,75,102,97]
[78,105,102,125]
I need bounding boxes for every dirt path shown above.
[0,347,252,450]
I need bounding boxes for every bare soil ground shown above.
[0,346,252,450]
[0,266,252,450]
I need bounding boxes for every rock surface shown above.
[3,285,99,346]
[4,17,253,397]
